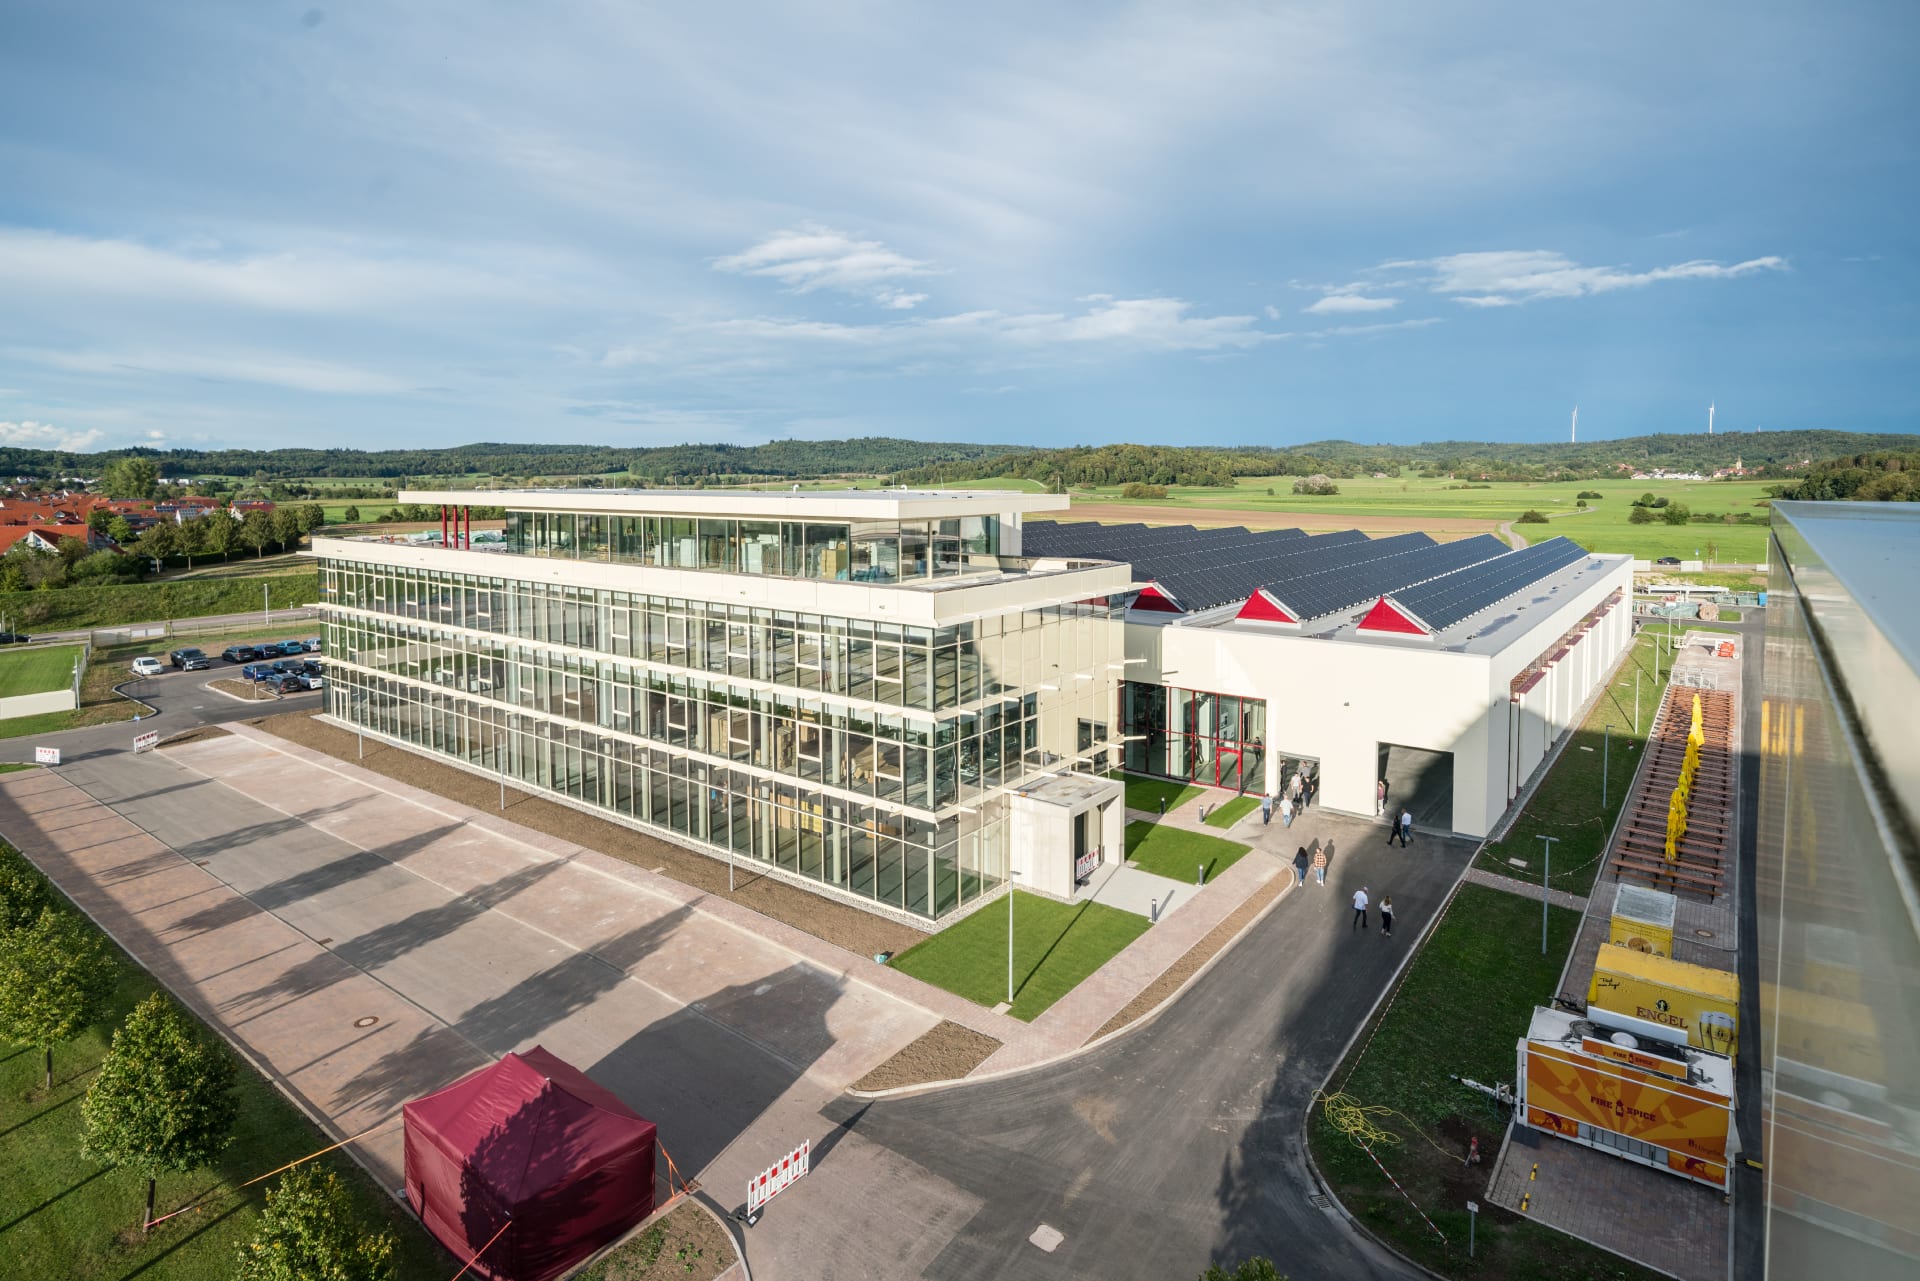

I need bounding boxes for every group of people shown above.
[1260,765,1317,828]
[1290,842,1394,936]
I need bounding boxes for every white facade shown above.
[1125,554,1635,836]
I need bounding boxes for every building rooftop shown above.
[398,486,1069,521]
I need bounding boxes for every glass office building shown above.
[313,489,1129,923]
[1756,503,1920,1279]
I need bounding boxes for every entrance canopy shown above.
[403,1046,658,1281]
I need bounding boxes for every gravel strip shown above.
[1089,877,1286,1042]
[250,710,927,960]
[849,1020,1003,1092]
[157,725,233,749]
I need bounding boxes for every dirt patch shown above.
[574,1198,737,1281]
[850,1020,1002,1092]
[208,677,279,702]
[158,725,231,749]
[1091,876,1285,1042]
[252,710,926,959]
[1060,502,1501,541]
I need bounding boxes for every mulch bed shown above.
[1091,876,1286,1042]
[573,1198,737,1281]
[207,677,279,702]
[249,710,926,960]
[850,1020,1003,1092]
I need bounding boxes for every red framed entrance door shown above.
[1216,748,1243,791]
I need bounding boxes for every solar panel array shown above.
[1020,520,1379,611]
[1264,533,1511,621]
[1386,537,1592,632]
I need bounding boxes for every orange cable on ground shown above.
[448,1219,512,1281]
[142,1116,403,1230]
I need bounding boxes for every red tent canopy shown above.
[403,1046,658,1281]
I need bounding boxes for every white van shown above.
[131,656,164,677]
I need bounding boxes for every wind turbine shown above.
[1708,402,1715,435]
[1570,407,1578,444]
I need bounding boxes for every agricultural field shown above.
[1057,475,1777,564]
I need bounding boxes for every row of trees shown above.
[0,844,394,1276]
[134,503,328,568]
[0,502,328,594]
[1770,450,1920,502]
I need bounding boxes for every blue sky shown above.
[0,3,1913,454]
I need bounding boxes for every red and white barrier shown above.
[746,1139,811,1220]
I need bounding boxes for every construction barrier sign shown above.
[746,1138,810,1221]
[133,731,160,754]
[34,746,60,766]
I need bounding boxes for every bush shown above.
[1576,490,1603,499]
[1662,502,1692,526]
[1575,499,1588,508]
[1515,509,1550,524]
[343,505,360,522]
[1120,482,1169,500]
[1650,496,1670,508]
[235,1164,396,1281]
[1291,474,1340,496]
[1629,505,1655,524]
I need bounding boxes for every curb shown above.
[845,864,1296,1101]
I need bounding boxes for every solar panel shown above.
[1387,537,1592,632]
[1266,534,1510,621]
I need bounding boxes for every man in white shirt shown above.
[1352,886,1370,931]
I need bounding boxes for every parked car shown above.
[221,644,258,663]
[170,647,210,671]
[301,637,323,652]
[271,658,306,675]
[300,659,325,676]
[0,632,30,645]
[130,656,165,677]
[1655,556,1682,566]
[267,673,310,694]
[277,639,308,656]
[241,662,277,681]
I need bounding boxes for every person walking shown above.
[1262,793,1273,825]
[1376,778,1387,816]
[1380,894,1394,938]
[1312,840,1327,886]
[1399,808,1414,847]
[1280,794,1293,828]
[1292,845,1309,887]
[1386,808,1405,847]
[1304,772,1317,809]
[1352,886,1370,931]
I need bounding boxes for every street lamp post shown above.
[1006,869,1022,1007]
[1603,723,1610,810]
[1537,835,1558,955]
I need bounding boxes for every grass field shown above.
[889,890,1149,1021]
[1110,771,1206,814]
[0,850,451,1280]
[1477,631,1676,898]
[1061,474,1776,564]
[1309,885,1655,1281]
[1204,795,1260,828]
[1124,821,1250,881]
[0,645,82,698]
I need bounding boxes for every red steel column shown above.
[440,505,448,547]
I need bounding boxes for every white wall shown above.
[1126,558,1635,837]
[0,689,76,719]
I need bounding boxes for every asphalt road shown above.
[819,826,1478,1281]
[0,659,323,766]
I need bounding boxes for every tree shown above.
[81,992,238,1232]
[241,509,275,558]
[0,847,53,935]
[342,505,361,523]
[1199,1259,1285,1281]
[201,509,238,561]
[298,502,326,533]
[87,508,114,535]
[1662,502,1691,526]
[71,550,138,583]
[270,506,303,550]
[1515,509,1550,524]
[100,457,160,501]
[235,1163,396,1281]
[1575,499,1588,509]
[56,535,91,572]
[1635,492,1656,506]
[0,908,119,1089]
[1628,504,1655,525]
[107,515,135,545]
[137,520,179,568]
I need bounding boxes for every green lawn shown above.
[1310,885,1656,1280]
[890,891,1150,1021]
[1204,795,1261,829]
[0,645,82,699]
[1124,821,1250,882]
[0,850,451,1280]
[1477,632,1673,898]
[1109,771,1205,814]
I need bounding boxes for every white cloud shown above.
[1263,305,1283,320]
[1305,293,1400,315]
[0,419,104,451]
[714,225,939,307]
[1317,317,1442,337]
[8,347,414,395]
[1387,250,1788,306]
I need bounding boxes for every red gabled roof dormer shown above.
[1236,590,1296,623]
[1130,584,1183,613]
[1358,596,1428,636]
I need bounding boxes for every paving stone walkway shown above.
[1461,866,1589,912]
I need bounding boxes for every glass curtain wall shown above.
[1121,681,1267,792]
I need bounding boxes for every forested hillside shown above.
[1770,451,1920,501]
